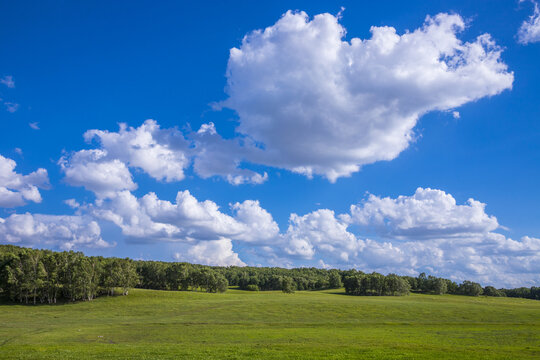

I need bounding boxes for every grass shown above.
[0,288,539,359]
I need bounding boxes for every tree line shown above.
[1,245,538,304]
[219,266,344,292]
[0,245,138,304]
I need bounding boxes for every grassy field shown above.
[0,288,539,359]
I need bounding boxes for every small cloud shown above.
[318,259,332,269]
[518,0,540,44]
[197,122,217,135]
[14,148,23,155]
[337,6,345,19]
[5,102,19,113]
[452,111,460,119]
[29,122,40,130]
[64,198,81,209]
[0,75,15,88]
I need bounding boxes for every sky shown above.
[1,0,539,288]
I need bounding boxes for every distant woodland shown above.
[0,245,538,304]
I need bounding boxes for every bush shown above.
[281,277,295,293]
[246,284,259,292]
[459,281,483,296]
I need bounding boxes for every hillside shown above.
[0,288,538,359]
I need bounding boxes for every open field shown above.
[0,288,539,359]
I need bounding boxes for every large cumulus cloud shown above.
[57,12,513,186]
[223,11,513,181]
[350,187,499,239]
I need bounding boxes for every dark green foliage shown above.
[503,286,540,300]
[432,277,448,295]
[328,270,343,289]
[245,284,259,291]
[483,286,505,297]
[458,281,484,297]
[0,245,138,303]
[344,272,410,296]
[410,273,452,295]
[225,266,335,292]
[281,276,295,293]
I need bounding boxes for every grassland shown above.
[0,288,539,359]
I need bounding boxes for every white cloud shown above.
[452,111,460,119]
[284,209,363,261]
[59,149,137,198]
[0,155,49,207]
[192,122,268,185]
[350,187,499,239]
[89,190,279,244]
[231,200,280,242]
[353,235,540,288]
[222,11,513,181]
[29,122,39,130]
[68,120,268,187]
[266,187,539,287]
[518,0,540,44]
[0,75,14,88]
[91,190,180,239]
[84,120,190,182]
[0,213,112,250]
[64,198,80,209]
[174,238,246,266]
[4,102,19,113]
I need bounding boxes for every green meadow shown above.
[0,288,539,359]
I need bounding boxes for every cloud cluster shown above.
[59,121,185,197]
[0,155,49,207]
[84,190,281,266]
[88,189,279,245]
[223,11,513,181]
[59,120,190,198]
[276,188,539,287]
[59,149,136,198]
[84,120,190,182]
[518,0,540,44]
[0,213,111,250]
[174,239,246,266]
[350,187,499,239]
[192,122,268,185]
[60,121,268,194]
[284,209,363,261]
[70,183,536,286]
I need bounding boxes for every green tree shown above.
[328,270,343,289]
[433,278,448,295]
[118,259,139,295]
[281,276,295,293]
[459,281,483,296]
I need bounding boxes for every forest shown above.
[1,244,538,304]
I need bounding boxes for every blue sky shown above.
[1,0,539,287]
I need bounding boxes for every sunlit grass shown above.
[0,288,539,359]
